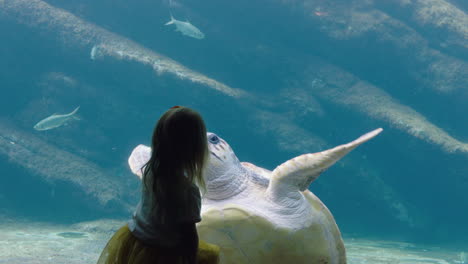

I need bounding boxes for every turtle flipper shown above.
[267,128,383,199]
[128,144,151,179]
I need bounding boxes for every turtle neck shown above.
[204,166,249,200]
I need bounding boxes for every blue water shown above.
[0,0,467,258]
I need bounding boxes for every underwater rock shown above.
[375,0,468,52]
[0,0,244,98]
[269,0,467,95]
[305,61,468,154]
[278,87,326,119]
[0,120,129,210]
[252,109,328,153]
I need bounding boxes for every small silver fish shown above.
[34,106,80,131]
[90,45,98,60]
[164,15,205,39]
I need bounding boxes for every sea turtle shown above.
[128,128,383,264]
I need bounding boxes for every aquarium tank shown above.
[0,0,467,263]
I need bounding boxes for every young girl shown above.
[97,106,220,264]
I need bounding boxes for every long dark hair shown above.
[142,106,208,221]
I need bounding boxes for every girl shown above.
[98,106,220,264]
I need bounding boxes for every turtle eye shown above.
[209,134,220,144]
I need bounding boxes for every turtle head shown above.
[206,132,240,179]
[127,132,247,200]
[204,132,247,199]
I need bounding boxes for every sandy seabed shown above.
[0,219,465,264]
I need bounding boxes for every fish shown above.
[164,15,205,39]
[34,106,80,131]
[314,11,328,17]
[90,45,97,60]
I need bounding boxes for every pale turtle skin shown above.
[128,128,383,264]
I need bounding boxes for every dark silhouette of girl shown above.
[98,106,219,264]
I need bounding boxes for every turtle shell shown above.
[197,190,346,264]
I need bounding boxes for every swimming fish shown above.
[164,15,205,39]
[90,45,98,60]
[34,106,80,131]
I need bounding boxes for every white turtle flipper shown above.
[267,128,383,201]
[128,144,151,179]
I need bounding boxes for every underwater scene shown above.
[0,0,467,263]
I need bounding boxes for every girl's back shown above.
[97,106,219,264]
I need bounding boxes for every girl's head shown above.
[144,106,208,200]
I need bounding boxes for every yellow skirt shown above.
[97,225,220,264]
